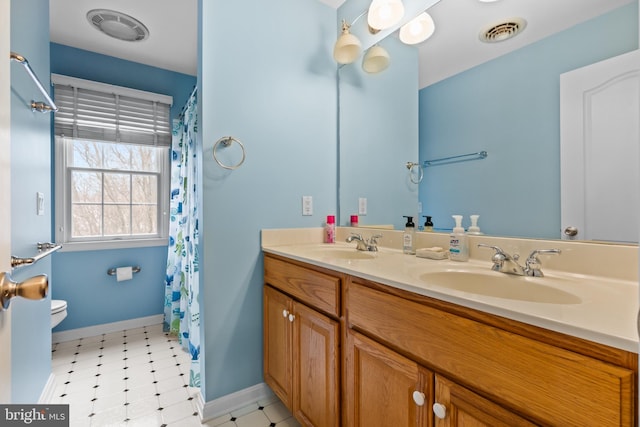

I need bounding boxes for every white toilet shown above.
[51,300,68,328]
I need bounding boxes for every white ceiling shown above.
[50,0,632,86]
[50,0,198,76]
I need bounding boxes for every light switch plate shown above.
[358,197,367,215]
[302,196,313,216]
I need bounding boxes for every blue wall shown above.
[418,2,638,238]
[199,0,336,401]
[50,44,196,331]
[10,0,52,403]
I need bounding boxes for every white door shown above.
[0,0,12,403]
[560,50,640,242]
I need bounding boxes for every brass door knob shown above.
[0,272,48,310]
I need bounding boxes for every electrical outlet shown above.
[302,196,313,216]
[358,197,367,215]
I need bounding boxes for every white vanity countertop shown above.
[262,242,639,353]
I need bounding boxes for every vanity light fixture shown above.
[87,9,150,42]
[333,20,362,64]
[399,12,435,45]
[367,0,405,31]
[362,44,390,73]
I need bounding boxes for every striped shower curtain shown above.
[164,88,200,387]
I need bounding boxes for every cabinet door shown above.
[434,375,537,427]
[264,286,292,408]
[292,301,340,427]
[344,330,432,427]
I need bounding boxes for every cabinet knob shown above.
[432,402,447,419]
[412,391,425,406]
[288,313,295,322]
[282,309,289,318]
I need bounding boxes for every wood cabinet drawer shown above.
[346,279,635,427]
[264,255,340,318]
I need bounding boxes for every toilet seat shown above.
[51,299,67,314]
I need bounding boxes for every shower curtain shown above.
[164,88,200,387]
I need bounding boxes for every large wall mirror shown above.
[337,0,639,242]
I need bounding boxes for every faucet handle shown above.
[477,243,504,254]
[477,244,507,271]
[525,249,561,277]
[368,234,383,244]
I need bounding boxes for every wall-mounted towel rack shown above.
[11,243,62,268]
[10,52,58,113]
[422,151,488,167]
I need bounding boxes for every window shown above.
[53,74,172,250]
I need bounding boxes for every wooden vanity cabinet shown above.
[263,255,341,427]
[264,254,637,427]
[345,276,637,427]
[344,329,433,426]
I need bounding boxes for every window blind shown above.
[52,74,173,146]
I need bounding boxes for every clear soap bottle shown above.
[449,215,469,261]
[403,216,416,255]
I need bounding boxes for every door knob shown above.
[564,226,578,237]
[0,272,48,310]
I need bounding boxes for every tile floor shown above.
[51,324,299,427]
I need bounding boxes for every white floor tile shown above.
[125,383,157,404]
[157,386,190,408]
[235,410,272,427]
[155,375,186,394]
[125,411,164,426]
[263,401,292,423]
[161,399,197,424]
[88,404,127,426]
[126,395,159,419]
[167,413,202,427]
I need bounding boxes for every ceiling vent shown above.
[480,18,527,43]
[87,9,150,42]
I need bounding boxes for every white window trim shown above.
[54,137,170,252]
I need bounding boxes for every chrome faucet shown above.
[346,233,382,252]
[523,249,561,277]
[478,244,561,277]
[478,244,525,275]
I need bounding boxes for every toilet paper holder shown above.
[107,266,141,276]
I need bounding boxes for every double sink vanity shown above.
[261,227,638,426]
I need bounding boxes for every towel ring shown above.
[406,162,424,184]
[213,136,246,170]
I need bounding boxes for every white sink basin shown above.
[418,270,582,304]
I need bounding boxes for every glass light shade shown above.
[399,12,435,45]
[362,45,390,74]
[333,24,362,64]
[367,0,405,30]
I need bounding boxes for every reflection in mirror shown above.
[338,36,418,229]
[338,0,639,242]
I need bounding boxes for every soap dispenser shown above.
[403,216,416,255]
[449,215,469,261]
[423,215,434,232]
[468,214,483,235]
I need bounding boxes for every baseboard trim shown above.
[52,314,164,343]
[39,374,57,404]
[200,383,275,422]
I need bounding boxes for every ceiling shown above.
[50,0,633,86]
